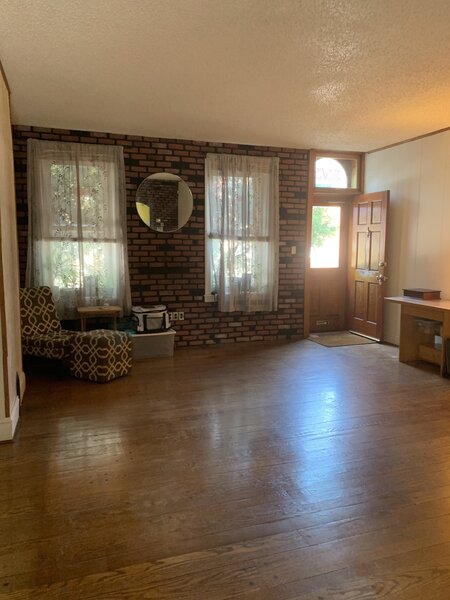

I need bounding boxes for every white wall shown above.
[0,65,25,439]
[365,130,450,344]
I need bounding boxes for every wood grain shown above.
[1,340,450,598]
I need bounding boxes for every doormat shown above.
[308,331,377,347]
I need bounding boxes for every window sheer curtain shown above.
[26,139,131,320]
[206,154,279,312]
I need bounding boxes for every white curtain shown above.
[26,139,131,320]
[206,153,279,312]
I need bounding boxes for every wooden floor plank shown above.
[1,340,450,597]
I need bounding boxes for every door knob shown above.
[376,273,388,285]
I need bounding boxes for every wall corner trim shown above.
[0,395,20,441]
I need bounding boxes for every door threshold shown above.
[348,330,380,342]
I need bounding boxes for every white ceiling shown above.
[0,0,449,151]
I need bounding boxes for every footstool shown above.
[68,329,132,383]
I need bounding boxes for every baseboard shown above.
[0,395,20,441]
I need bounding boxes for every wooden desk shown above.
[385,296,450,376]
[77,305,122,331]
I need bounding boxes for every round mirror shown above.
[135,173,193,232]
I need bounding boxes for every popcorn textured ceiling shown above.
[0,0,449,151]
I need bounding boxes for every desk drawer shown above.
[403,304,444,322]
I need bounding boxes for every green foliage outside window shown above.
[311,206,338,248]
[49,161,114,299]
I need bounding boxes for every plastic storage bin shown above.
[131,328,176,359]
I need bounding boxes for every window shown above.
[27,140,131,319]
[314,152,361,191]
[310,206,341,268]
[205,154,279,312]
[315,157,348,188]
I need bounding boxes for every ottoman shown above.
[68,329,132,383]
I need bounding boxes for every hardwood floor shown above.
[1,339,450,598]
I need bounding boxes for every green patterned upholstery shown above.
[19,286,74,360]
[68,329,132,383]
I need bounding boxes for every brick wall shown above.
[13,126,308,347]
[137,178,179,231]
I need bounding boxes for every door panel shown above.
[358,203,369,225]
[371,201,382,223]
[348,191,389,340]
[354,281,365,319]
[367,283,379,323]
[309,269,346,331]
[356,232,367,269]
[369,231,381,270]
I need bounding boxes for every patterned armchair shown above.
[19,286,74,360]
[19,286,132,382]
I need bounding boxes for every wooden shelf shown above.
[418,344,441,366]
[77,305,122,331]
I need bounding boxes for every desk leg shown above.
[81,316,86,332]
[441,314,450,377]
[399,308,419,363]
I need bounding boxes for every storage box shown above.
[145,312,170,332]
[131,305,170,332]
[414,318,441,335]
[403,288,441,300]
[131,329,175,359]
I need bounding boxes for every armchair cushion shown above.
[69,329,132,382]
[22,330,74,360]
[19,286,62,336]
[20,286,71,360]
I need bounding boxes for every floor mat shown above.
[308,331,377,347]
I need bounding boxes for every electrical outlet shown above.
[178,311,185,321]
[168,312,174,321]
[172,312,179,321]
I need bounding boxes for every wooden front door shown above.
[347,191,389,341]
[309,201,349,332]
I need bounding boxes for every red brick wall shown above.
[139,178,179,231]
[12,125,308,347]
